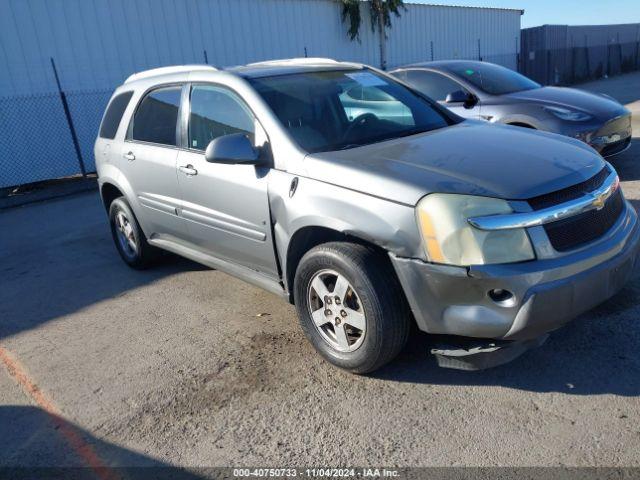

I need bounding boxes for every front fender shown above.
[495,113,546,130]
[268,170,424,289]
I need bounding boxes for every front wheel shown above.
[294,242,411,374]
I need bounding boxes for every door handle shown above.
[123,151,135,161]
[179,164,198,176]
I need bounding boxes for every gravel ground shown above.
[1,72,639,470]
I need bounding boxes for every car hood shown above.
[504,86,628,118]
[303,121,605,206]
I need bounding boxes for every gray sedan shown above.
[391,60,632,157]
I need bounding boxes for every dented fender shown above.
[267,169,424,292]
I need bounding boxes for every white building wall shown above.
[387,4,522,69]
[0,0,522,187]
[0,0,522,95]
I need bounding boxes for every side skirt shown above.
[149,235,288,300]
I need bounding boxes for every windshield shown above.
[448,63,541,95]
[249,69,452,153]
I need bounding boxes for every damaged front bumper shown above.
[430,335,549,371]
[390,201,640,369]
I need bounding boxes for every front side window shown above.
[403,70,466,102]
[447,63,541,95]
[250,69,452,153]
[188,85,254,151]
[131,86,182,146]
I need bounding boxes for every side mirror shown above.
[445,90,478,109]
[445,90,468,103]
[204,133,260,165]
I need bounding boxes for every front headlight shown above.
[544,106,593,122]
[416,193,535,266]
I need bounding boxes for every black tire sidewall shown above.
[294,243,408,373]
[109,197,147,268]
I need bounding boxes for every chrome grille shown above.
[527,167,625,252]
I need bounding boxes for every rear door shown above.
[175,83,279,278]
[122,85,184,238]
[400,69,482,119]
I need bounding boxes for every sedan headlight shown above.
[544,106,593,122]
[416,194,535,266]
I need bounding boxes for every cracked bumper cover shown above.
[390,202,640,341]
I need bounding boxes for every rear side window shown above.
[99,91,133,139]
[131,86,182,146]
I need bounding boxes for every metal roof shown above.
[346,0,523,13]
[400,59,486,69]
[403,1,524,14]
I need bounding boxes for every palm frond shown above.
[369,0,406,35]
[339,0,405,41]
[339,0,362,41]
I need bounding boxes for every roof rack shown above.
[245,57,339,67]
[124,64,218,83]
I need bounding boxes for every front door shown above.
[176,84,279,278]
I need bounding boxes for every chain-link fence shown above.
[1,42,637,190]
[2,54,522,192]
[520,41,640,86]
[0,88,111,189]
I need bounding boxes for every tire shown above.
[108,197,160,269]
[294,242,411,374]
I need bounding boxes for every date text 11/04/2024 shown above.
[233,468,400,477]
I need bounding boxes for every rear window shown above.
[130,86,182,146]
[99,91,133,139]
[447,62,540,95]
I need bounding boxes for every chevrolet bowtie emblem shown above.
[591,176,619,210]
[592,192,608,210]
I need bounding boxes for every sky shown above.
[410,0,640,28]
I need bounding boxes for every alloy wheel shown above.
[114,210,137,257]
[307,269,366,352]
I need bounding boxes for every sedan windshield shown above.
[448,62,541,95]
[249,69,452,153]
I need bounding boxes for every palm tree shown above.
[339,0,406,70]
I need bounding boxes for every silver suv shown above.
[95,58,639,373]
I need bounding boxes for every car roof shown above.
[395,60,486,72]
[122,58,365,88]
[226,58,364,78]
